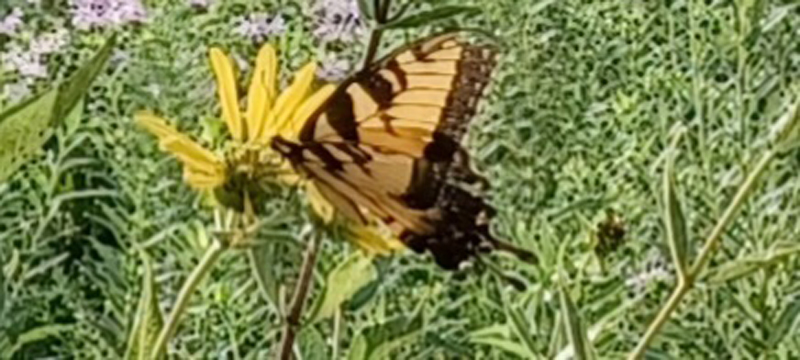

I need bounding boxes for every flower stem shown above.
[278,234,321,360]
[151,239,225,360]
[628,149,776,359]
[361,0,392,70]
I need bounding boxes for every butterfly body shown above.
[272,33,534,269]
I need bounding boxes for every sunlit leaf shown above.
[663,128,689,276]
[308,252,377,323]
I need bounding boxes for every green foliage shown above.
[1,0,799,358]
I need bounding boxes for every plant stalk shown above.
[628,149,776,359]
[278,234,321,360]
[151,239,225,360]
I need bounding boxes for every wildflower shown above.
[234,13,286,42]
[2,81,31,102]
[317,56,350,82]
[1,46,47,78]
[135,44,403,254]
[311,0,365,43]
[70,0,147,30]
[625,252,672,295]
[29,29,70,55]
[0,8,23,36]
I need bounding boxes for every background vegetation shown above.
[1,0,799,358]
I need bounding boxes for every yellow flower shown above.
[135,44,403,255]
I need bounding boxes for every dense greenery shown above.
[1,0,799,358]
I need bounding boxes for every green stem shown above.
[628,150,776,359]
[150,239,225,360]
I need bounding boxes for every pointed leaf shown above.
[663,129,689,275]
[381,6,481,30]
[0,34,116,183]
[0,90,58,182]
[767,296,800,348]
[52,33,116,123]
[124,251,164,360]
[505,305,539,358]
[558,286,596,360]
[249,245,281,314]
[770,100,800,153]
[308,252,377,323]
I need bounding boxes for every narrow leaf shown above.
[558,286,595,360]
[767,296,800,348]
[124,251,164,360]
[308,252,377,323]
[663,129,689,276]
[52,33,117,123]
[708,244,800,284]
[248,245,281,314]
[505,305,539,358]
[381,6,481,30]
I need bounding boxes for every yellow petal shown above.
[247,44,278,143]
[305,182,335,223]
[161,137,223,176]
[347,223,405,256]
[283,84,335,141]
[268,62,317,138]
[184,167,226,189]
[209,48,244,141]
[135,112,180,140]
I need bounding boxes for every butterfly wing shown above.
[272,33,533,269]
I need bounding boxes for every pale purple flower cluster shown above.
[625,252,672,295]
[234,13,286,42]
[312,0,365,43]
[0,8,23,36]
[317,57,351,82]
[69,0,147,30]
[1,30,70,102]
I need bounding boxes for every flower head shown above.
[234,13,287,42]
[70,0,147,30]
[135,44,402,254]
[1,46,48,79]
[312,0,365,43]
[0,8,23,36]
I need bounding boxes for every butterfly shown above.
[269,32,536,270]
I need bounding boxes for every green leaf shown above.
[308,252,377,323]
[0,33,116,183]
[767,296,800,349]
[707,243,800,284]
[469,337,532,358]
[3,324,73,358]
[124,251,164,360]
[299,327,330,360]
[663,128,689,276]
[770,100,800,153]
[52,33,117,124]
[249,245,282,314]
[357,0,375,21]
[0,90,59,182]
[505,305,539,358]
[558,286,595,360]
[380,6,481,30]
[346,313,424,360]
[346,333,368,360]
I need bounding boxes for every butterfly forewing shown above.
[273,32,532,269]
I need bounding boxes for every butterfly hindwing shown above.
[273,32,532,269]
